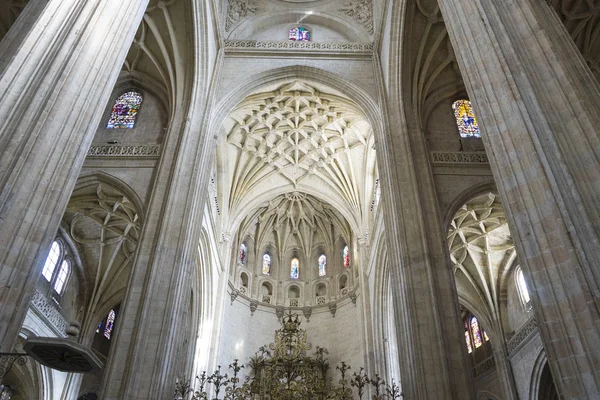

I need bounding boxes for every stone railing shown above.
[507,316,538,355]
[224,40,373,52]
[431,151,489,164]
[30,289,68,336]
[87,144,161,157]
[472,355,496,378]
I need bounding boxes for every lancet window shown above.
[239,244,247,265]
[104,309,116,339]
[471,317,483,348]
[452,100,481,138]
[262,254,271,275]
[106,91,142,129]
[290,258,299,279]
[41,240,71,296]
[343,246,350,268]
[516,267,531,305]
[318,254,326,277]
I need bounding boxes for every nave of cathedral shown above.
[0,0,599,399]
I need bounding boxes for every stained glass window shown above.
[262,254,271,275]
[239,244,247,265]
[290,258,299,279]
[343,246,350,268]
[106,91,142,129]
[104,309,116,340]
[471,317,482,348]
[516,268,530,304]
[318,254,326,277]
[452,100,481,138]
[289,27,310,41]
[465,330,472,353]
[53,260,70,294]
[42,241,61,281]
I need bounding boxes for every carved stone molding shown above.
[249,300,258,315]
[338,0,373,34]
[224,40,373,52]
[472,355,496,378]
[328,302,337,317]
[230,289,240,305]
[30,290,68,336]
[431,151,489,164]
[87,144,161,157]
[225,0,258,31]
[507,317,538,355]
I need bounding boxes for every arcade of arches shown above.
[0,0,599,399]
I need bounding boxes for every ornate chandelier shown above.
[174,313,401,399]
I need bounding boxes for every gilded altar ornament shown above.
[174,313,401,399]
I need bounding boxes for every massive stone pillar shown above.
[438,0,600,397]
[0,0,148,351]
[378,69,476,399]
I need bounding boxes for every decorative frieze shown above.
[507,316,538,355]
[30,290,68,336]
[224,40,373,52]
[431,151,489,164]
[87,144,161,157]
[472,355,496,378]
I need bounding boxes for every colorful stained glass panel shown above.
[318,254,326,277]
[465,330,472,353]
[263,254,271,275]
[452,100,481,138]
[290,258,299,279]
[471,317,482,348]
[289,27,310,41]
[106,91,142,129]
[239,244,247,265]
[343,246,350,268]
[104,309,116,339]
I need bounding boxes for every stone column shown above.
[438,0,600,397]
[0,0,148,351]
[378,93,476,398]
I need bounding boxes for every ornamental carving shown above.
[338,0,374,34]
[30,289,68,336]
[224,40,374,52]
[87,144,161,157]
[507,316,538,355]
[225,0,258,32]
[431,151,489,164]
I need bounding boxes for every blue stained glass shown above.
[289,27,310,41]
[106,91,142,129]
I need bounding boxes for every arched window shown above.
[53,260,70,294]
[104,309,116,339]
[471,317,483,349]
[465,329,473,354]
[318,254,326,277]
[106,91,143,129]
[262,254,271,275]
[343,246,350,268]
[289,26,310,41]
[290,258,299,279]
[452,100,481,138]
[239,244,247,265]
[516,267,531,305]
[41,240,71,298]
[42,241,61,281]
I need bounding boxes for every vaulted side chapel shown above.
[0,0,599,399]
